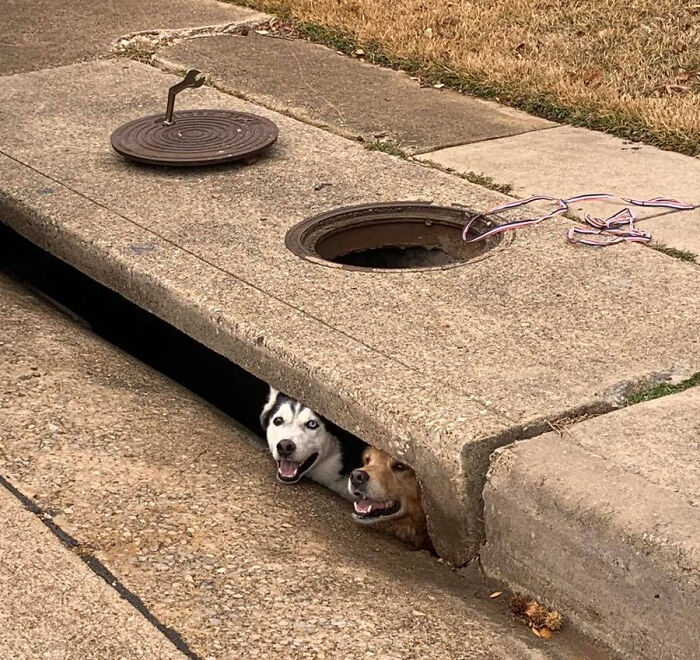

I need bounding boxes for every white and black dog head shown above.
[260,387,366,497]
[261,388,327,483]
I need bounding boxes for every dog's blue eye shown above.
[305,420,319,430]
[272,416,284,426]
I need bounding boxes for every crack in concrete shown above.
[112,17,269,60]
[0,473,200,659]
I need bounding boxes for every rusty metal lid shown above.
[111,109,279,166]
[110,70,279,167]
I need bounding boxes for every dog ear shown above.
[260,387,280,430]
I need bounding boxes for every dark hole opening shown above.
[0,222,438,554]
[0,223,266,437]
[0,223,364,449]
[335,246,457,269]
[286,203,502,271]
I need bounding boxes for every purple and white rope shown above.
[462,193,696,247]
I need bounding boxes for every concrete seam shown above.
[411,124,563,157]
[0,473,200,659]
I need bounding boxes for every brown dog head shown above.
[348,447,429,550]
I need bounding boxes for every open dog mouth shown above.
[276,453,319,483]
[352,498,400,520]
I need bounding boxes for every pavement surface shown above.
[0,271,608,659]
[0,0,266,74]
[155,32,554,153]
[418,126,700,259]
[0,485,185,659]
[1,59,699,566]
[482,389,700,659]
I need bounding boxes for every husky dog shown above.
[260,388,366,498]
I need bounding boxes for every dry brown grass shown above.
[236,0,700,155]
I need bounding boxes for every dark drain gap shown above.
[0,473,201,660]
[0,223,269,437]
[0,221,428,548]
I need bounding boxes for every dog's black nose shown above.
[276,439,296,457]
[350,469,369,486]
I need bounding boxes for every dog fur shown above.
[348,446,430,550]
[260,387,366,498]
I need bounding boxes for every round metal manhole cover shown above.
[110,109,279,167]
[285,202,508,272]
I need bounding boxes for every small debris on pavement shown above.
[509,594,563,638]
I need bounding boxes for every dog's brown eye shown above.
[305,420,319,430]
[393,462,408,472]
[273,416,284,426]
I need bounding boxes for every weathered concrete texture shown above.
[156,32,554,154]
[1,61,699,565]
[418,126,700,259]
[0,272,607,659]
[481,389,700,659]
[0,0,267,74]
[0,487,185,659]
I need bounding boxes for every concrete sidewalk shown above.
[0,0,266,74]
[1,2,698,655]
[418,127,700,259]
[0,271,605,659]
[1,59,699,566]
[155,31,554,153]
[154,28,699,259]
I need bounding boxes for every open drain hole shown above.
[286,202,505,271]
[0,224,434,552]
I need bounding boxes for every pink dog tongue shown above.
[355,498,384,513]
[278,460,300,478]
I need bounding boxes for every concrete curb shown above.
[481,389,700,658]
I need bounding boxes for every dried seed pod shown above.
[509,594,530,616]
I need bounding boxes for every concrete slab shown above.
[155,32,555,154]
[0,271,607,659]
[417,126,700,259]
[1,61,700,565]
[0,0,267,75]
[0,485,184,659]
[481,388,700,659]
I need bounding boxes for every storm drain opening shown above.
[285,202,506,271]
[0,224,435,553]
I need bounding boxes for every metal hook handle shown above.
[163,70,206,125]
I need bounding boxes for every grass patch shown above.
[626,372,700,405]
[461,171,514,195]
[649,243,698,263]
[231,1,700,156]
[363,139,408,158]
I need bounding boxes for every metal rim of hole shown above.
[285,201,512,272]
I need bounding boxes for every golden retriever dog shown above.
[347,447,430,550]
